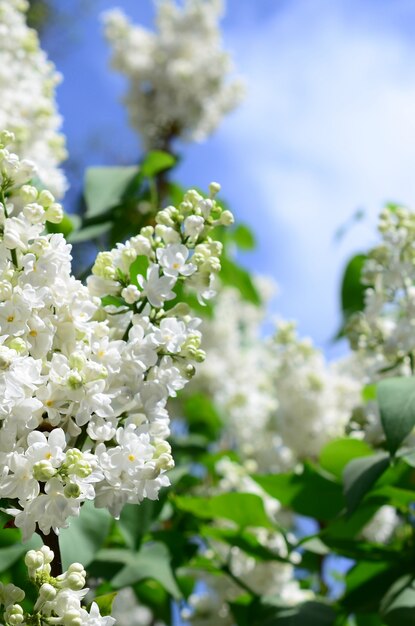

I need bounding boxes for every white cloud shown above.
[218,0,415,352]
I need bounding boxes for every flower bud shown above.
[64,482,81,499]
[219,209,234,226]
[20,184,38,203]
[45,202,63,223]
[4,603,24,625]
[209,181,221,196]
[38,189,55,207]
[67,371,83,389]
[33,460,57,481]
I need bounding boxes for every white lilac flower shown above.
[0,548,115,626]
[103,0,244,150]
[0,132,232,540]
[0,0,67,197]
[157,243,196,277]
[269,321,362,460]
[345,205,415,441]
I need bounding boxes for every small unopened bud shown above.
[38,189,55,207]
[0,130,14,146]
[33,460,57,481]
[45,202,63,224]
[4,604,24,625]
[20,185,38,203]
[68,371,83,389]
[209,181,221,196]
[64,482,81,499]
[219,210,234,226]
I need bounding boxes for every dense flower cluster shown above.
[0,132,231,541]
[181,284,360,467]
[270,321,361,460]
[345,206,415,443]
[0,546,113,626]
[347,206,415,377]
[103,0,244,150]
[0,0,66,196]
[181,282,284,469]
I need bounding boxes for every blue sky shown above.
[41,0,415,357]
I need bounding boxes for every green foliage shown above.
[97,543,182,599]
[337,253,368,336]
[92,592,118,617]
[380,576,415,626]
[254,463,344,520]
[46,213,79,237]
[232,224,256,250]
[84,166,139,220]
[129,254,149,286]
[182,393,223,440]
[118,500,165,551]
[68,222,112,243]
[140,150,176,178]
[320,438,373,479]
[377,376,415,454]
[60,501,112,569]
[343,453,390,513]
[220,257,261,305]
[173,492,274,529]
[230,598,338,626]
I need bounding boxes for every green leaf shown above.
[183,393,222,440]
[111,542,182,599]
[0,535,40,572]
[254,463,344,521]
[101,295,128,308]
[84,166,139,218]
[340,253,368,319]
[378,376,415,454]
[68,222,112,243]
[343,453,390,513]
[46,213,78,237]
[369,485,415,509]
[232,224,256,250]
[362,384,377,403]
[343,560,406,613]
[60,501,112,569]
[140,151,176,178]
[92,592,118,617]
[220,257,261,305]
[354,616,385,626]
[400,446,415,467]
[200,526,288,563]
[118,500,164,550]
[173,492,274,529]
[231,599,337,626]
[263,601,337,626]
[129,255,149,287]
[380,575,415,626]
[320,438,373,479]
[132,579,171,625]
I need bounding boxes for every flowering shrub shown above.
[0,0,66,197]
[103,0,244,150]
[0,129,232,623]
[3,2,415,626]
